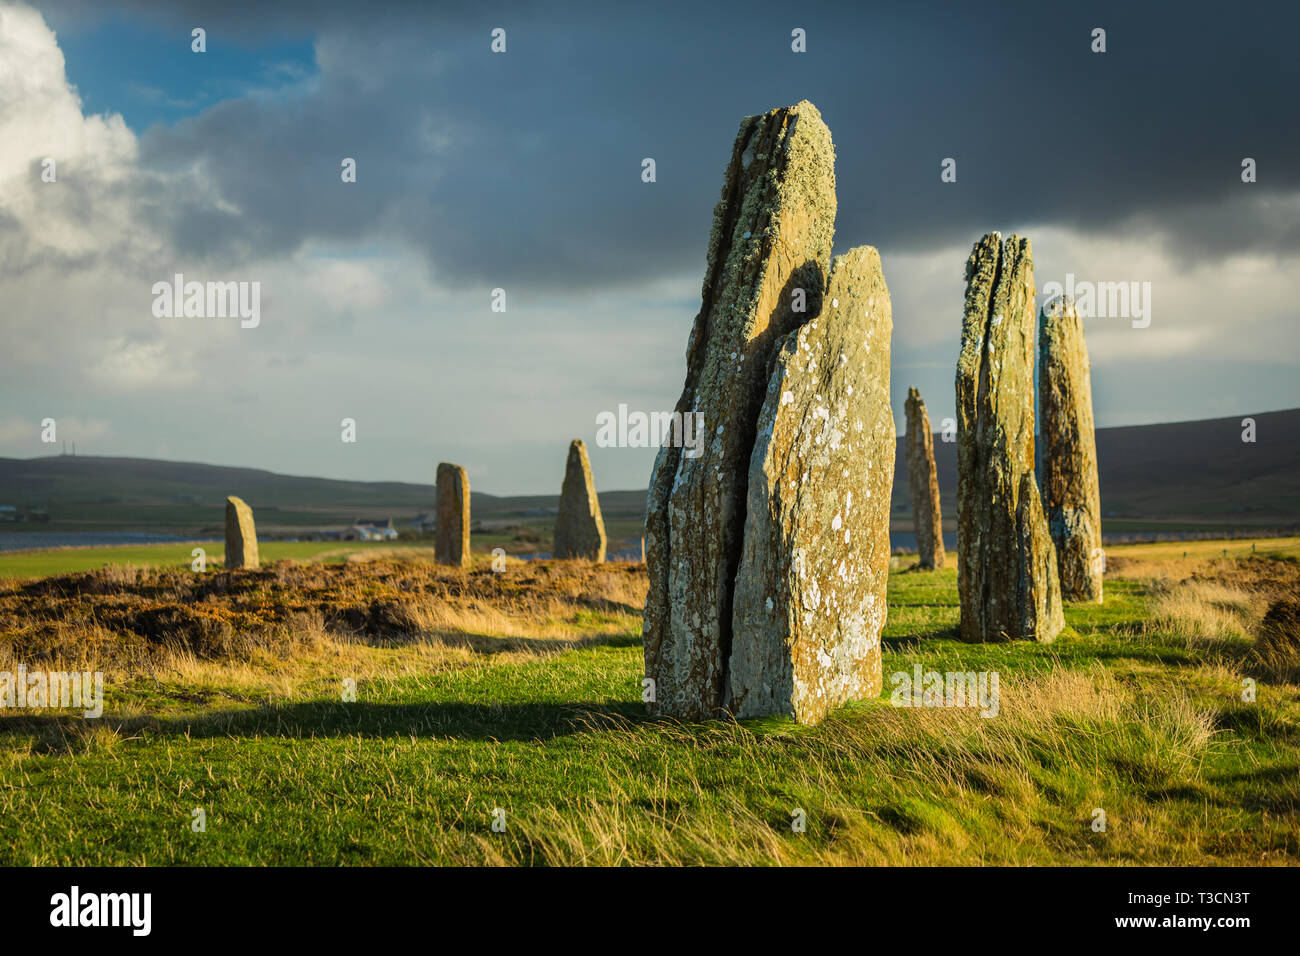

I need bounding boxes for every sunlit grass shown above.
[0,540,1296,865]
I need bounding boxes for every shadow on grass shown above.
[2,698,652,746]
[366,629,641,655]
[882,625,960,649]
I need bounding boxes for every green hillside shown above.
[0,409,1295,539]
[0,456,646,536]
[891,407,1299,528]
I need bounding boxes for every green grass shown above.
[1,546,1297,865]
[0,516,647,580]
[0,540,442,579]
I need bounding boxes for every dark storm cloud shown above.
[37,0,1300,289]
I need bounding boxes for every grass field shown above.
[0,517,649,580]
[0,538,1297,865]
[0,540,441,579]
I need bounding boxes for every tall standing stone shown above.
[644,100,837,720]
[955,233,1063,642]
[727,246,894,723]
[1039,296,1103,602]
[224,495,259,570]
[435,462,470,568]
[904,387,945,569]
[553,439,606,561]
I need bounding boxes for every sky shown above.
[1,0,1297,495]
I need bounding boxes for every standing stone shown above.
[727,246,894,724]
[1039,296,1103,602]
[644,100,837,720]
[435,462,470,568]
[224,495,259,570]
[955,233,1063,642]
[1017,473,1064,636]
[553,439,606,561]
[904,387,945,569]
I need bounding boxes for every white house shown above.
[352,517,398,541]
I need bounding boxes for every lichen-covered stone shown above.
[1016,472,1065,637]
[727,247,893,723]
[644,100,837,720]
[435,462,470,568]
[904,386,945,569]
[1039,296,1103,602]
[553,439,606,562]
[224,495,259,570]
[955,233,1063,642]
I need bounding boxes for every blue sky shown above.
[56,15,316,129]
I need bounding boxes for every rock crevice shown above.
[644,101,893,724]
[1039,296,1104,602]
[727,247,894,723]
[955,233,1063,642]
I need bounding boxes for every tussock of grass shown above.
[1146,580,1264,646]
[1253,599,1300,683]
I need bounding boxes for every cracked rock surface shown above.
[727,247,893,723]
[644,102,892,724]
[1039,296,1103,602]
[955,233,1063,642]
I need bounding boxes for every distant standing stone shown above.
[904,387,945,569]
[1039,296,1103,602]
[553,439,606,561]
[955,233,1063,642]
[224,495,259,570]
[435,462,470,568]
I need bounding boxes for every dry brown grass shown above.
[1109,549,1300,682]
[1146,579,1265,646]
[0,557,648,701]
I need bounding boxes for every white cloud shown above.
[88,338,197,390]
[0,3,149,264]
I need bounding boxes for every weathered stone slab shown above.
[553,439,606,561]
[644,100,837,720]
[224,495,259,570]
[955,233,1063,642]
[904,386,945,569]
[435,462,470,568]
[727,246,894,723]
[1039,296,1103,602]
[1016,472,1065,637]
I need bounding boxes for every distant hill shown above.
[889,407,1300,528]
[0,455,645,534]
[0,409,1295,535]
